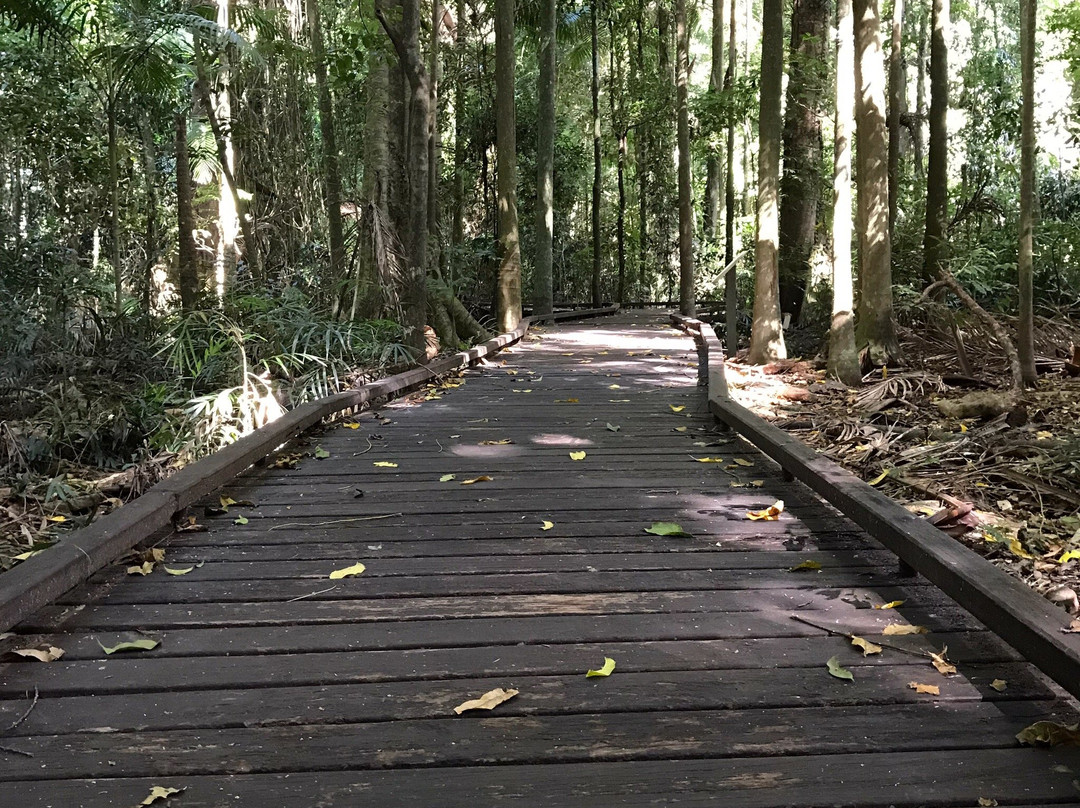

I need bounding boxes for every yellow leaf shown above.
[569,451,587,460]
[9,646,65,662]
[867,469,891,486]
[977,799,998,807]
[694,457,725,463]
[750,480,764,487]
[1036,430,1054,440]
[343,422,361,429]
[882,624,928,635]
[555,398,579,403]
[453,687,519,714]
[137,786,185,806]
[789,560,822,572]
[930,647,957,676]
[512,389,533,393]
[541,521,554,531]
[163,566,195,576]
[479,439,513,445]
[220,496,237,509]
[1016,720,1080,747]
[373,461,398,468]
[329,562,366,579]
[733,458,754,467]
[608,384,622,389]
[959,423,968,433]
[460,475,494,485]
[669,405,686,412]
[45,515,66,523]
[908,681,940,695]
[1058,550,1080,564]
[990,678,1007,692]
[674,426,688,432]
[586,657,616,677]
[874,600,904,610]
[127,561,154,576]
[851,636,883,656]
[98,639,159,655]
[747,500,785,521]
[1008,538,1033,559]
[12,549,45,561]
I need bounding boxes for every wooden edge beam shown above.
[0,306,618,633]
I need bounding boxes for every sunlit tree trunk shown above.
[176,110,199,313]
[778,0,829,323]
[355,54,389,320]
[724,0,738,355]
[107,96,122,314]
[215,0,238,297]
[676,0,695,315]
[830,0,861,384]
[1018,0,1037,384]
[914,6,926,179]
[703,0,724,241]
[887,0,904,235]
[591,0,602,307]
[452,0,467,262]
[535,0,556,315]
[495,0,521,329]
[428,0,442,273]
[749,0,786,363]
[609,24,628,305]
[636,4,649,299]
[854,0,902,364]
[139,117,158,317]
[923,0,947,285]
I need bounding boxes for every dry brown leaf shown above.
[9,646,65,662]
[460,475,494,485]
[990,678,1007,692]
[977,799,998,807]
[851,636,883,656]
[479,439,513,446]
[747,500,785,521]
[930,648,957,676]
[453,687,519,714]
[127,561,154,576]
[907,681,940,695]
[882,624,929,635]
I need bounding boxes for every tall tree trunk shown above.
[703,0,724,240]
[452,0,467,260]
[887,0,904,235]
[591,0,602,307]
[778,0,829,323]
[214,0,238,296]
[307,0,346,306]
[854,0,902,364]
[535,0,556,316]
[139,117,158,317]
[355,54,390,320]
[636,4,649,300]
[676,0,695,315]
[1017,0,1037,385]
[108,97,122,315]
[495,0,522,329]
[428,0,442,273]
[748,0,786,362]
[724,0,738,355]
[610,25,627,305]
[176,111,199,313]
[923,0,947,285]
[830,0,861,384]
[914,6,926,179]
[658,1,675,289]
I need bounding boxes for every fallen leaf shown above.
[868,469,891,486]
[669,405,686,412]
[1063,619,1080,634]
[747,500,785,521]
[373,461,398,468]
[512,389,533,393]
[977,799,998,807]
[163,566,195,576]
[750,480,764,487]
[555,398,579,403]
[789,560,822,572]
[137,786,185,806]
[479,439,513,446]
[674,426,688,432]
[45,515,66,523]
[234,515,249,525]
[606,423,620,432]
[220,496,237,510]
[9,646,64,662]
[1016,721,1080,747]
[874,600,905,610]
[1059,550,1080,564]
[733,458,754,467]
[827,655,854,681]
[694,456,725,463]
[541,521,554,531]
[343,422,361,429]
[99,639,159,655]
[644,522,692,537]
[313,446,330,459]
[908,681,940,695]
[329,562,366,579]
[440,474,456,482]
[930,647,957,675]
[127,561,154,576]
[460,475,494,485]
[12,549,46,561]
[453,687,519,714]
[882,624,929,635]
[990,678,1007,692]
[851,636,883,656]
[608,384,622,389]
[569,451,587,460]
[586,657,616,678]
[1008,537,1033,559]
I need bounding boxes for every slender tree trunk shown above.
[452,0,467,258]
[1017,0,1037,385]
[176,111,199,313]
[854,0,902,363]
[591,0,602,307]
[214,0,238,296]
[658,1,675,287]
[724,0,738,355]
[636,4,649,300]
[749,0,786,362]
[495,0,521,329]
[923,0,948,285]
[535,0,556,316]
[428,0,442,273]
[356,54,390,319]
[676,0,695,314]
[139,117,158,317]
[830,0,861,384]
[307,0,346,306]
[887,0,904,235]
[914,6,926,179]
[108,98,122,315]
[703,0,724,240]
[778,0,829,323]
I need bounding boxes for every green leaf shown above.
[440,474,456,482]
[606,423,620,432]
[234,515,249,525]
[644,522,691,537]
[329,562,366,579]
[313,446,330,459]
[586,657,616,677]
[98,639,160,655]
[1016,721,1080,747]
[789,560,822,572]
[163,566,195,576]
[826,655,854,681]
[137,785,185,806]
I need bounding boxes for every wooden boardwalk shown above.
[2,311,1080,806]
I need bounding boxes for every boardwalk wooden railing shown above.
[0,306,618,633]
[671,311,1080,702]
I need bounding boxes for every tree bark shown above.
[534,0,556,316]
[724,0,737,356]
[676,0,696,315]
[703,0,724,241]
[923,0,947,285]
[176,111,199,313]
[355,53,390,320]
[495,0,521,330]
[428,0,442,273]
[452,0,467,259]
[887,0,904,235]
[591,0,602,307]
[307,0,346,307]
[749,0,786,363]
[1018,0,1037,385]
[610,25,628,305]
[778,0,829,323]
[914,5,926,178]
[108,97,122,315]
[829,0,861,384]
[854,0,902,364]
[139,116,159,317]
[636,3,649,299]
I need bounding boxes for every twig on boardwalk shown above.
[0,744,33,757]
[286,585,338,603]
[267,513,403,531]
[5,688,38,733]
[351,437,374,456]
[789,614,933,659]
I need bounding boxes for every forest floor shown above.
[729,313,1080,618]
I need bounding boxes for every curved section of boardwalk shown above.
[2,311,1080,806]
